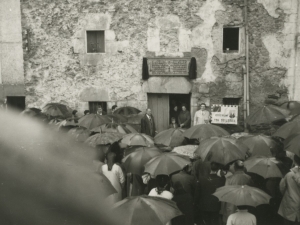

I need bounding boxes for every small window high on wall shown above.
[223,98,240,105]
[223,27,239,53]
[86,31,105,53]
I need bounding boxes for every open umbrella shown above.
[122,147,162,175]
[85,133,125,147]
[78,114,112,130]
[238,134,279,157]
[245,105,290,125]
[183,124,229,141]
[195,136,248,165]
[106,114,128,124]
[68,127,91,142]
[92,123,137,134]
[42,103,73,118]
[244,156,284,178]
[112,195,182,225]
[57,119,78,131]
[144,152,190,177]
[172,145,198,159]
[114,106,141,116]
[121,133,154,147]
[126,112,145,124]
[0,110,117,225]
[273,120,300,139]
[20,108,42,117]
[284,133,300,157]
[154,128,185,147]
[213,185,271,207]
[280,101,300,115]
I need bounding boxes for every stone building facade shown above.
[1,0,300,130]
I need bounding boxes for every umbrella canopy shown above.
[244,156,284,178]
[92,123,137,134]
[85,133,125,147]
[172,145,198,159]
[112,195,182,225]
[280,101,300,115]
[114,106,141,116]
[42,103,73,118]
[57,119,78,131]
[284,133,300,157]
[68,127,91,142]
[144,152,190,177]
[154,128,185,147]
[122,147,162,175]
[238,134,279,157]
[121,133,154,147]
[195,136,248,165]
[106,114,128,123]
[126,112,145,125]
[273,120,300,139]
[20,108,42,117]
[0,110,117,225]
[183,124,229,141]
[78,114,112,130]
[213,185,271,207]
[245,105,290,125]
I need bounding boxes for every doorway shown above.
[147,93,191,132]
[6,96,25,112]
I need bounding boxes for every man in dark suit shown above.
[141,108,156,137]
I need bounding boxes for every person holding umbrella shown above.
[278,155,300,225]
[148,175,173,200]
[226,205,256,225]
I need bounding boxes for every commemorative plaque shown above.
[147,58,190,76]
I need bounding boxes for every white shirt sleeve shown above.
[116,165,125,184]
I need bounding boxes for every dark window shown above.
[89,102,107,114]
[223,98,240,105]
[86,31,105,53]
[6,96,26,111]
[223,27,239,53]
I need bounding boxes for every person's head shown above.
[156,175,169,194]
[200,103,206,111]
[275,150,287,160]
[97,106,103,114]
[294,154,300,166]
[72,110,78,116]
[182,104,187,111]
[84,110,90,115]
[112,105,117,112]
[173,106,178,111]
[210,162,220,172]
[106,152,116,171]
[146,108,152,116]
[237,205,249,211]
[230,160,245,172]
[96,146,106,163]
[171,117,176,124]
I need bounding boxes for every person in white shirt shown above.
[148,175,173,200]
[226,206,256,225]
[194,103,210,126]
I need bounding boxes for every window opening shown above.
[89,102,107,114]
[223,98,240,105]
[86,31,105,53]
[223,27,239,53]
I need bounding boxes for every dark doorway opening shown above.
[169,94,191,123]
[89,102,107,114]
[6,96,26,112]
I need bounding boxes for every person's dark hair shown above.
[200,103,206,107]
[84,110,90,115]
[106,152,116,171]
[173,106,178,110]
[275,150,287,160]
[210,162,220,172]
[112,105,117,110]
[181,104,187,108]
[237,205,249,210]
[72,110,78,116]
[108,141,122,163]
[234,160,245,171]
[156,175,169,195]
[294,154,300,166]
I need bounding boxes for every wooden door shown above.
[148,94,169,133]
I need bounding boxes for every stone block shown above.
[105,30,116,41]
[225,73,242,82]
[79,53,105,66]
[83,13,111,30]
[106,40,118,53]
[79,86,110,101]
[198,83,209,93]
[77,101,89,114]
[199,97,210,106]
[147,28,160,52]
[178,28,192,52]
[72,38,85,54]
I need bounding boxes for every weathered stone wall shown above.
[20,0,296,120]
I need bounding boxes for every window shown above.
[89,101,107,114]
[223,98,240,105]
[86,31,105,53]
[6,96,26,111]
[223,27,239,53]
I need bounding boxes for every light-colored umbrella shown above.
[244,156,284,178]
[85,133,125,147]
[213,185,271,207]
[122,147,162,175]
[112,195,182,225]
[121,133,154,147]
[172,145,198,159]
[144,152,190,177]
[183,124,229,141]
[273,120,300,139]
[245,105,290,125]
[154,128,185,147]
[195,136,248,165]
[238,134,279,157]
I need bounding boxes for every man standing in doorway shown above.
[178,104,191,129]
[96,106,106,115]
[194,103,210,126]
[141,108,156,137]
